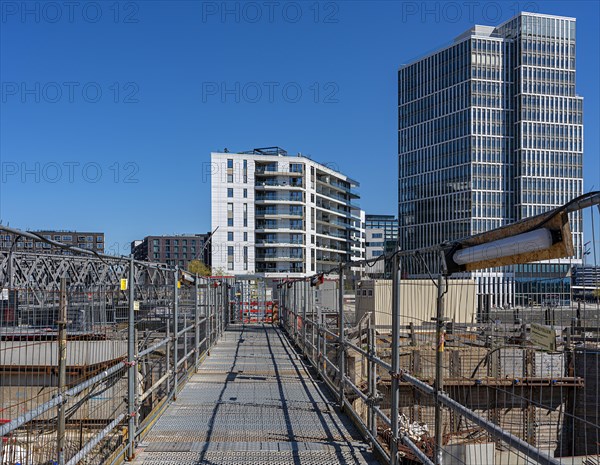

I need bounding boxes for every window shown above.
[227,245,234,271]
[227,173,233,183]
[372,233,383,238]
[243,203,248,227]
[243,232,248,241]
[227,203,234,227]
[86,236,93,242]
[228,188,233,198]
[243,188,247,198]
[227,159,233,169]
[228,232,234,241]
[243,246,248,270]
[62,235,72,241]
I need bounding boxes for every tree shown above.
[188,260,211,277]
[212,267,226,276]
[593,287,600,301]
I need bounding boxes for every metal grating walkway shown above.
[132,324,380,464]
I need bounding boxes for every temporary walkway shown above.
[132,324,380,464]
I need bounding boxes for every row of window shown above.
[227,203,248,227]
[154,246,197,254]
[399,40,470,103]
[226,158,248,183]
[520,94,582,121]
[518,150,582,179]
[228,187,248,198]
[521,122,582,152]
[152,238,199,246]
[400,110,470,152]
[1,242,103,250]
[399,82,471,128]
[228,231,249,242]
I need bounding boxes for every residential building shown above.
[132,234,211,269]
[350,207,366,276]
[211,147,360,277]
[398,12,583,307]
[0,230,104,254]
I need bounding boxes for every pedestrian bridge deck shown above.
[132,324,380,464]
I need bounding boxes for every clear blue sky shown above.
[1,0,599,257]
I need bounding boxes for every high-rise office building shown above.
[398,12,583,307]
[211,147,360,277]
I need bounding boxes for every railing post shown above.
[434,271,447,465]
[292,283,297,342]
[338,264,345,408]
[316,321,321,377]
[173,267,179,399]
[127,255,137,459]
[57,277,67,465]
[302,280,307,353]
[208,280,212,347]
[368,320,377,441]
[195,274,200,369]
[390,252,401,465]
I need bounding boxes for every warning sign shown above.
[530,324,556,351]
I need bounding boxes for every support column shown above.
[173,268,179,399]
[434,273,447,465]
[390,253,401,465]
[338,264,345,408]
[194,274,200,369]
[127,256,137,459]
[57,277,67,465]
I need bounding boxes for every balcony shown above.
[255,180,304,189]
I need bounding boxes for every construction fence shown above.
[277,194,600,465]
[0,235,231,465]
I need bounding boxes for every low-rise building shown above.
[132,234,211,269]
[0,230,104,254]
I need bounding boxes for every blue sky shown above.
[1,0,599,257]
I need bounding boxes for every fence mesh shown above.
[0,239,230,465]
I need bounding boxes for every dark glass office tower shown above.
[398,13,583,307]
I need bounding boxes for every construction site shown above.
[1,193,600,465]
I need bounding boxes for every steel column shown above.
[390,253,401,465]
[338,264,345,408]
[127,255,137,459]
[57,277,67,465]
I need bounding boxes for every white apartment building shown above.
[211,147,361,277]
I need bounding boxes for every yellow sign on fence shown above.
[530,323,556,351]
[120,279,128,291]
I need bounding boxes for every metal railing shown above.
[0,230,231,465]
[275,192,600,465]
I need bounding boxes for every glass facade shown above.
[398,13,583,307]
